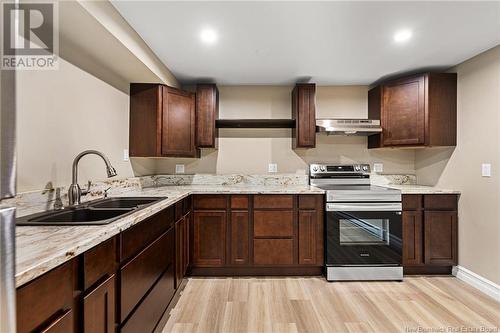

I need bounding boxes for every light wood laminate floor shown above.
[162,276,500,333]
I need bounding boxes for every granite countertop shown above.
[379,184,461,194]
[15,184,324,287]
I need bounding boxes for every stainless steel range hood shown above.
[316,119,382,136]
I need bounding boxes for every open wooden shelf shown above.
[216,119,296,128]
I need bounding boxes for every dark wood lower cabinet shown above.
[192,210,226,266]
[83,275,115,333]
[230,211,249,265]
[402,194,458,273]
[16,260,76,333]
[424,211,457,266]
[191,194,324,274]
[402,210,423,266]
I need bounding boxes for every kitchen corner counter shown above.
[379,184,461,195]
[15,185,324,288]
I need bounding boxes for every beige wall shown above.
[415,45,500,284]
[156,85,416,174]
[16,57,155,192]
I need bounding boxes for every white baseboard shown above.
[452,265,500,302]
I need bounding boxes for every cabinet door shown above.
[402,211,423,266]
[292,83,316,148]
[175,217,184,286]
[196,84,219,148]
[83,275,115,333]
[17,260,75,333]
[298,210,318,265]
[162,87,197,157]
[183,212,190,275]
[192,211,226,266]
[230,211,249,265]
[424,211,457,266]
[382,75,425,146]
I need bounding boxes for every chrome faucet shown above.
[68,150,117,206]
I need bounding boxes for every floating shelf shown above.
[216,119,296,128]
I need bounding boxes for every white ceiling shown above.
[112,1,500,85]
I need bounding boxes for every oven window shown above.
[338,213,390,246]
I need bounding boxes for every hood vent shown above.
[316,119,382,136]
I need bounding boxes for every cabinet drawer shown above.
[121,265,175,333]
[298,195,320,210]
[254,195,293,209]
[254,211,294,237]
[40,309,73,333]
[254,239,293,265]
[120,229,174,322]
[424,195,458,211]
[17,260,74,333]
[193,195,227,210]
[83,237,116,291]
[231,195,249,210]
[402,195,423,211]
[121,207,174,263]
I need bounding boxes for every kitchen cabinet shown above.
[292,83,316,149]
[196,84,219,148]
[129,83,199,157]
[402,194,458,273]
[190,194,324,275]
[368,73,457,148]
[16,260,77,333]
[192,210,227,267]
[175,198,191,287]
[83,275,115,333]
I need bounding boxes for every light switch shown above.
[175,164,185,174]
[373,163,384,173]
[123,149,129,161]
[482,163,491,177]
[268,163,278,173]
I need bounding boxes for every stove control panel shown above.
[309,163,370,176]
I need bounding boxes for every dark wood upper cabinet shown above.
[196,84,219,148]
[292,83,316,148]
[129,83,199,157]
[368,73,457,148]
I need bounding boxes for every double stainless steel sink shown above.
[16,197,167,226]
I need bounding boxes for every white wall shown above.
[16,57,155,192]
[415,45,500,284]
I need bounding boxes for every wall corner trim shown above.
[452,265,500,302]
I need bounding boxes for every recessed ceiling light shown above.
[393,29,412,43]
[200,28,217,44]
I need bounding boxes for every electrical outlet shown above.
[482,163,491,177]
[268,163,278,173]
[175,164,185,174]
[373,163,384,173]
[123,149,129,161]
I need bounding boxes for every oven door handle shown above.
[327,202,402,212]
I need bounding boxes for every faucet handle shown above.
[104,187,111,198]
[81,180,92,196]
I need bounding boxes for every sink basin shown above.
[88,197,162,209]
[25,208,133,225]
[16,197,167,226]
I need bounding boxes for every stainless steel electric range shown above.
[310,163,403,281]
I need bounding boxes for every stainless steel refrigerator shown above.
[0,66,17,331]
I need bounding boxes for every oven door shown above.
[326,202,402,266]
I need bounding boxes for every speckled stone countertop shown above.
[379,184,461,194]
[15,185,324,287]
